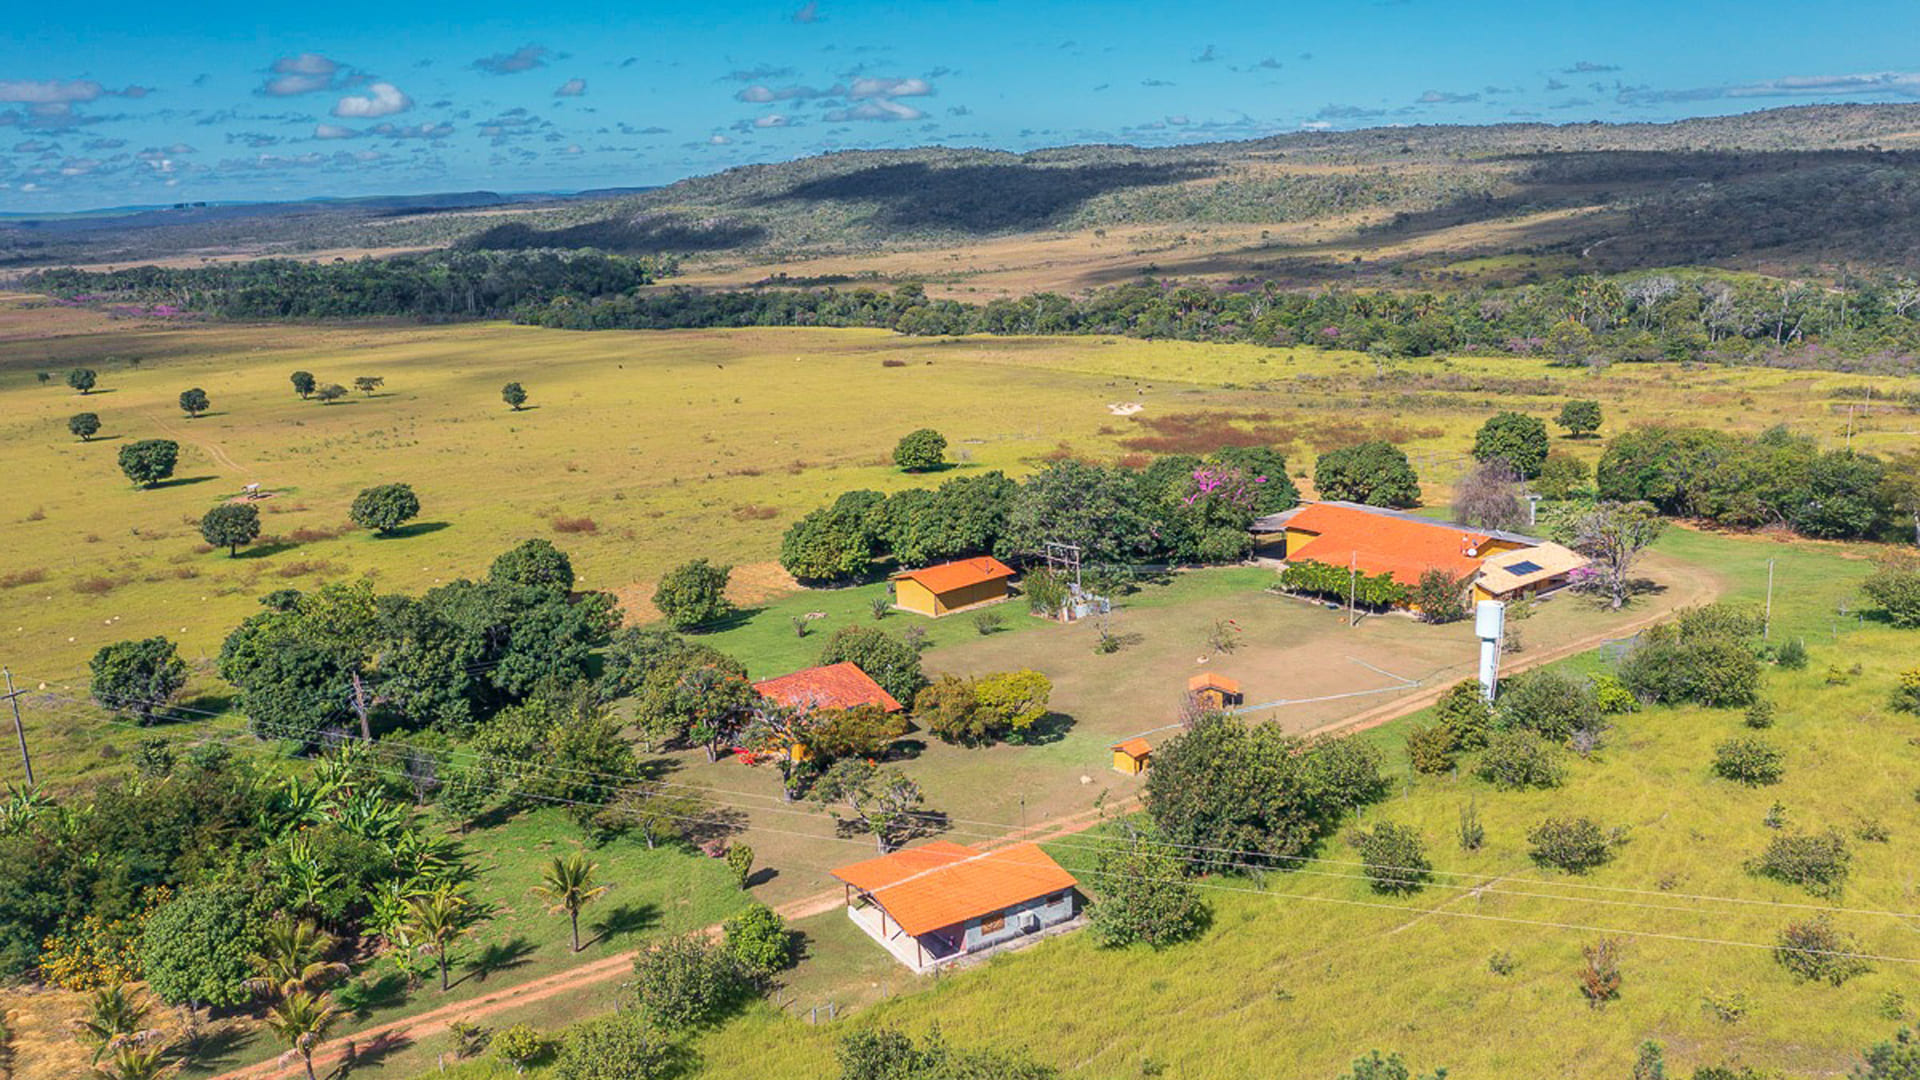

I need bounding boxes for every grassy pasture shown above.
[0,297,1909,788]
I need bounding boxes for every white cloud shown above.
[555,77,587,97]
[332,82,412,119]
[263,54,343,96]
[315,123,356,139]
[0,80,105,104]
[849,77,931,98]
[825,99,923,122]
[754,113,789,128]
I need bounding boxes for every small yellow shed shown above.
[1112,737,1153,775]
[1187,672,1243,710]
[891,557,1016,617]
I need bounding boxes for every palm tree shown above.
[403,885,474,992]
[261,990,340,1080]
[247,915,349,999]
[530,853,609,953]
[92,1037,178,1080]
[71,984,150,1063]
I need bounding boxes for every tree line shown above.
[34,258,1920,377]
[27,250,671,321]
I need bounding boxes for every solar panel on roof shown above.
[1505,559,1544,575]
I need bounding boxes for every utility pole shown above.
[1347,551,1358,628]
[348,670,373,741]
[2,669,34,787]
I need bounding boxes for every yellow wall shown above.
[1284,528,1319,558]
[894,578,940,616]
[1112,750,1147,775]
[895,577,1009,617]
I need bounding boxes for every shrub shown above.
[723,903,795,980]
[1403,724,1457,775]
[1496,669,1601,740]
[1457,802,1485,851]
[1535,450,1590,499]
[1350,823,1432,895]
[1744,699,1776,729]
[892,428,948,472]
[1713,738,1785,785]
[971,610,1004,635]
[973,670,1052,736]
[1527,817,1615,873]
[1275,560,1407,609]
[1620,635,1761,707]
[502,381,529,410]
[554,1011,675,1080]
[1088,826,1208,948]
[1775,636,1808,670]
[628,936,743,1031]
[652,558,733,630]
[1774,915,1870,985]
[493,1023,546,1074]
[138,886,258,1007]
[1435,681,1492,751]
[1863,567,1920,628]
[1892,668,1920,714]
[1410,569,1470,624]
[725,844,754,890]
[1475,730,1566,790]
[89,637,188,724]
[1592,675,1638,715]
[1023,566,1069,617]
[1750,829,1850,897]
[1579,938,1623,1009]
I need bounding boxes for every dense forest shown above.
[33,256,1920,377]
[26,250,672,321]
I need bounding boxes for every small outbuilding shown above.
[832,841,1081,971]
[1187,672,1243,710]
[891,556,1016,617]
[1111,737,1153,775]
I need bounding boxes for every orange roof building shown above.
[1257,501,1540,591]
[890,556,1016,618]
[831,841,1081,970]
[1187,671,1244,710]
[1112,737,1153,775]
[752,662,903,713]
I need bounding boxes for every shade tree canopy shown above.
[1313,441,1421,508]
[117,438,179,488]
[90,636,189,724]
[67,368,97,394]
[200,502,262,556]
[178,387,210,418]
[350,482,421,534]
[502,381,529,410]
[68,412,101,441]
[1472,411,1550,479]
[1557,399,1603,438]
[892,428,948,472]
[290,370,316,398]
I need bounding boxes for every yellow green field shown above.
[3,295,1918,1080]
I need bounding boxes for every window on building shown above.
[1045,892,1065,905]
[979,914,1006,934]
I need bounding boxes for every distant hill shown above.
[12,104,1920,281]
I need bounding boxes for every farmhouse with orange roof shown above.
[830,840,1081,970]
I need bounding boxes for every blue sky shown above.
[9,0,1920,212]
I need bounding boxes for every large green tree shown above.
[117,439,179,488]
[489,538,576,595]
[1556,399,1603,438]
[199,502,261,556]
[67,367,97,394]
[1003,459,1152,562]
[1087,824,1208,948]
[350,482,421,534]
[290,370,316,398]
[68,412,101,441]
[892,428,948,472]
[90,637,188,724]
[816,624,925,704]
[1472,412,1550,479]
[1313,441,1421,508]
[780,491,886,582]
[652,558,733,630]
[178,388,210,418]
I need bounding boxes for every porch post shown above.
[917,938,923,967]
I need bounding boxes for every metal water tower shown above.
[1475,599,1506,703]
